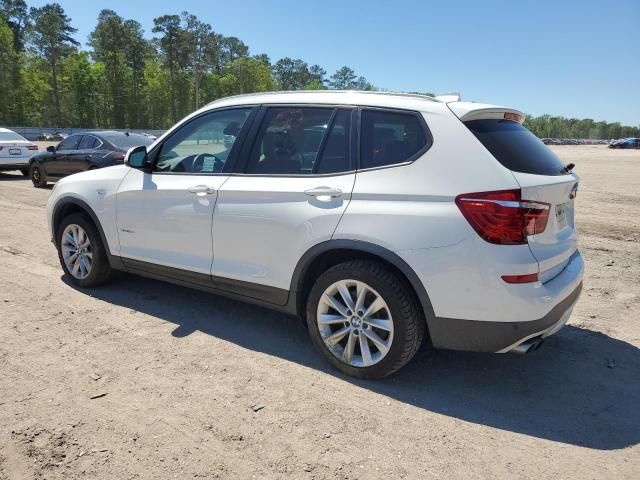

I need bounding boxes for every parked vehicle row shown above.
[540,138,610,145]
[45,91,584,378]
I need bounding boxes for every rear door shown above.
[71,135,99,173]
[464,118,578,281]
[212,106,355,299]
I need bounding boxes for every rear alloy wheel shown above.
[56,213,113,287]
[307,260,426,379]
[317,279,394,368]
[30,164,47,187]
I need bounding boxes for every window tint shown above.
[78,135,98,150]
[57,135,81,151]
[465,120,566,176]
[315,110,351,174]
[246,107,350,175]
[360,110,429,169]
[156,108,252,174]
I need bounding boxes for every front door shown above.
[43,134,81,177]
[116,107,255,275]
[212,106,356,298]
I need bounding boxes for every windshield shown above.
[465,119,567,176]
[0,131,27,142]
[101,133,154,149]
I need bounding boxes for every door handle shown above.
[304,187,343,198]
[187,185,216,195]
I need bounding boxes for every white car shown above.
[0,128,39,175]
[46,91,583,378]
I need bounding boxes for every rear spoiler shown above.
[447,102,525,124]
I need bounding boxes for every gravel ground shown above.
[0,145,638,479]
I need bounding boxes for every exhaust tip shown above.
[510,337,544,355]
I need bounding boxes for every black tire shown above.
[30,163,47,188]
[306,260,426,379]
[20,168,29,176]
[56,213,113,288]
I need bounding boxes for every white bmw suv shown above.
[47,91,583,378]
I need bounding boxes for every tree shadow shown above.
[63,273,640,451]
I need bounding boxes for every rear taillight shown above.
[27,144,38,150]
[455,189,550,245]
[113,153,125,161]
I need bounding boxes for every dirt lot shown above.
[0,145,638,479]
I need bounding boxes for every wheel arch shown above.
[52,197,123,269]
[289,240,436,333]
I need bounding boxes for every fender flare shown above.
[52,196,124,269]
[288,239,436,327]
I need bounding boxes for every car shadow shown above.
[63,273,640,451]
[0,172,28,181]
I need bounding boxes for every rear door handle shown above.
[304,187,343,198]
[188,185,216,195]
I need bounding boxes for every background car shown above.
[29,131,153,187]
[609,137,640,149]
[0,127,39,175]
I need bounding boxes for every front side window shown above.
[57,135,81,151]
[245,107,351,175]
[360,109,429,169]
[155,108,252,174]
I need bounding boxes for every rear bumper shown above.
[428,281,582,352]
[426,250,584,352]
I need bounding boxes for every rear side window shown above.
[465,119,566,176]
[78,135,98,150]
[245,107,351,175]
[360,109,430,169]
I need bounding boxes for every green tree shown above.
[0,17,18,122]
[152,14,182,123]
[89,9,128,127]
[0,0,29,50]
[272,57,312,90]
[29,2,79,125]
[329,66,357,89]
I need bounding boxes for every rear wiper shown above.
[562,162,575,174]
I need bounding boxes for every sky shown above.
[29,0,640,125]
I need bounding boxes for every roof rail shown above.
[205,89,439,107]
[435,92,462,103]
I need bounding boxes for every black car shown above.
[29,131,154,187]
[609,138,640,149]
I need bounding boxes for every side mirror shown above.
[46,145,56,153]
[125,145,148,169]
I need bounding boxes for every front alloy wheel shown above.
[317,280,394,368]
[56,213,113,287]
[61,223,93,280]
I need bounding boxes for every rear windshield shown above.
[101,133,154,149]
[0,131,27,142]
[465,119,566,176]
